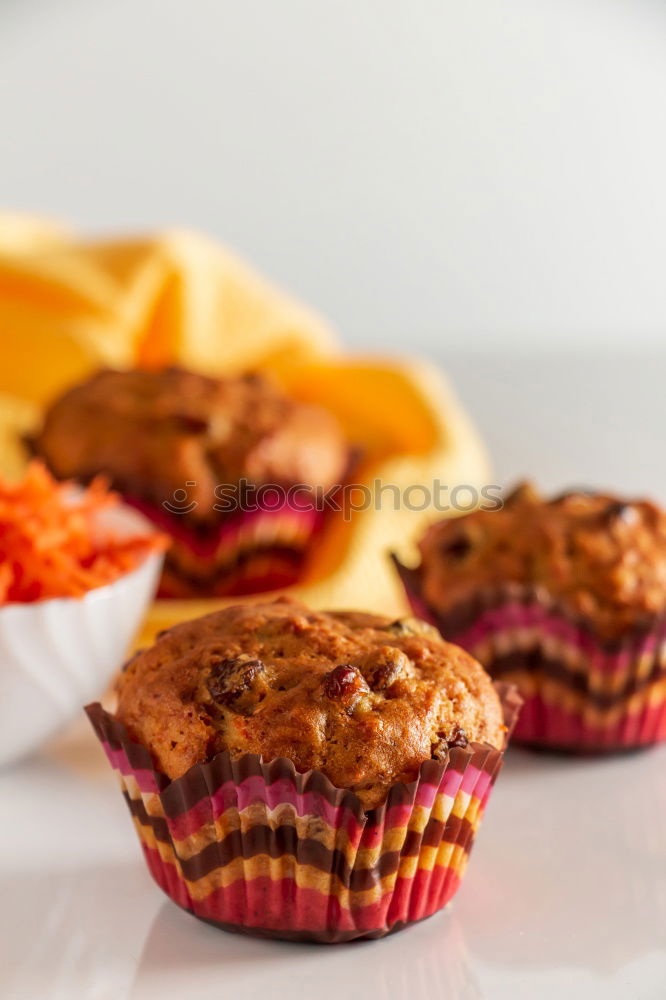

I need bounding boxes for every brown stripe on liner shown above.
[164,544,304,586]
[178,833,401,891]
[123,789,473,856]
[124,790,477,889]
[489,650,666,708]
[391,554,666,653]
[85,704,170,790]
[123,792,171,844]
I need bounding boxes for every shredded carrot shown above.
[0,461,167,604]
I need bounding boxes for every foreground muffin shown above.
[87,597,519,941]
[393,482,666,750]
[35,367,348,597]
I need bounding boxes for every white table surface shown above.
[2,351,666,1000]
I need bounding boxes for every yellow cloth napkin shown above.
[0,216,489,632]
[0,220,334,406]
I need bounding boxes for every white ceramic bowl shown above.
[0,503,163,766]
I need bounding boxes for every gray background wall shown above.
[2,0,666,355]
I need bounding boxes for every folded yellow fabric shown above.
[0,216,489,630]
[0,221,335,406]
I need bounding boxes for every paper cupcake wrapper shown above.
[120,498,322,598]
[158,551,303,599]
[85,685,520,943]
[393,558,666,751]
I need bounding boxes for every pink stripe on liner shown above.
[453,603,662,673]
[459,765,489,797]
[102,743,162,794]
[142,844,194,912]
[124,495,320,559]
[514,695,666,748]
[157,768,479,844]
[141,846,463,935]
[404,582,666,749]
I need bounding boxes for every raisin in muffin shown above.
[116,596,505,808]
[34,367,348,597]
[394,482,666,750]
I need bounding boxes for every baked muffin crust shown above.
[418,482,666,640]
[116,597,504,809]
[35,367,347,524]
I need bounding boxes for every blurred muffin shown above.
[394,482,666,750]
[34,367,349,597]
[87,596,519,941]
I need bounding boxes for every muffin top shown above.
[35,367,347,524]
[418,482,666,640]
[116,597,505,809]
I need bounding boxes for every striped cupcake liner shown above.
[393,558,666,751]
[118,499,322,598]
[85,685,520,943]
[158,547,307,599]
[123,453,360,600]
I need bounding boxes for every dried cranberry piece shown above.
[207,655,265,714]
[387,617,440,639]
[172,413,210,434]
[431,727,469,760]
[447,727,468,749]
[441,535,472,560]
[322,664,369,711]
[362,646,407,691]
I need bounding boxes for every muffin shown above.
[34,367,349,597]
[86,596,520,941]
[393,482,666,750]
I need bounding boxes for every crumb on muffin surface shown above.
[418,482,666,640]
[116,597,504,809]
